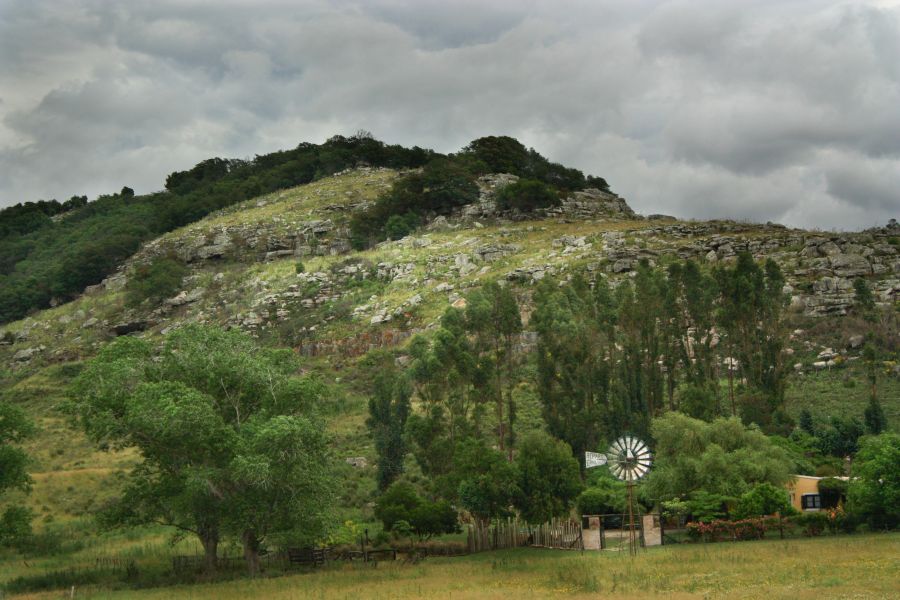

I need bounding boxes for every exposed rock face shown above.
[459,173,636,220]
[547,188,636,219]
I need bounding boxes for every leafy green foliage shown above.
[365,353,411,491]
[495,179,559,212]
[817,416,864,457]
[532,275,618,463]
[70,325,335,574]
[460,136,608,192]
[350,158,477,248]
[514,432,583,523]
[715,253,789,415]
[853,278,875,314]
[678,384,717,422]
[848,433,900,530]
[374,481,459,539]
[733,483,795,519]
[350,136,613,248]
[464,282,522,453]
[0,401,34,548]
[124,257,188,307]
[576,477,626,516]
[644,413,792,502]
[456,440,520,521]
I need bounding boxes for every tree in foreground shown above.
[848,433,899,530]
[0,401,33,549]
[71,325,336,575]
[514,432,583,523]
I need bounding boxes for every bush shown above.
[374,482,459,540]
[576,480,626,516]
[125,256,187,307]
[374,481,421,532]
[734,483,795,519]
[495,179,560,212]
[678,384,716,422]
[294,262,305,274]
[0,506,33,550]
[686,516,791,543]
[794,511,829,536]
[384,213,419,240]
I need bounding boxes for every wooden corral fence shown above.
[467,518,583,554]
[528,519,584,550]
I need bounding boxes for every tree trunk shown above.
[242,529,261,577]
[199,527,219,574]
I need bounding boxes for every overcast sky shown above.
[1,0,898,230]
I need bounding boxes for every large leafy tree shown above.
[455,439,520,522]
[848,433,900,530]
[71,325,335,574]
[644,413,792,502]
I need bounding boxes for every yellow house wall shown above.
[786,476,820,511]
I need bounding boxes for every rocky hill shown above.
[1,165,898,531]
[2,167,898,373]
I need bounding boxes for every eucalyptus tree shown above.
[365,351,412,491]
[532,274,617,465]
[464,281,522,457]
[715,253,789,414]
[665,260,720,412]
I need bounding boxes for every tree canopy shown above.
[71,325,336,574]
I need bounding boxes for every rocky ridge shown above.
[1,169,898,371]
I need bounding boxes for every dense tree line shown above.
[0,133,433,324]
[350,136,612,248]
[365,254,819,529]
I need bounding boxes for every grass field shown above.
[6,533,898,599]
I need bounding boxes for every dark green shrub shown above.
[385,213,419,240]
[576,482,626,516]
[375,481,422,531]
[373,482,458,540]
[294,262,305,274]
[794,511,829,536]
[734,483,795,519]
[495,179,560,212]
[124,257,187,307]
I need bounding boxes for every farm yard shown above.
[3,533,897,599]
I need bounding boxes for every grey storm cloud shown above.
[0,0,898,230]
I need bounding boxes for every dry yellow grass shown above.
[10,533,899,599]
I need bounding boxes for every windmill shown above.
[585,436,652,555]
